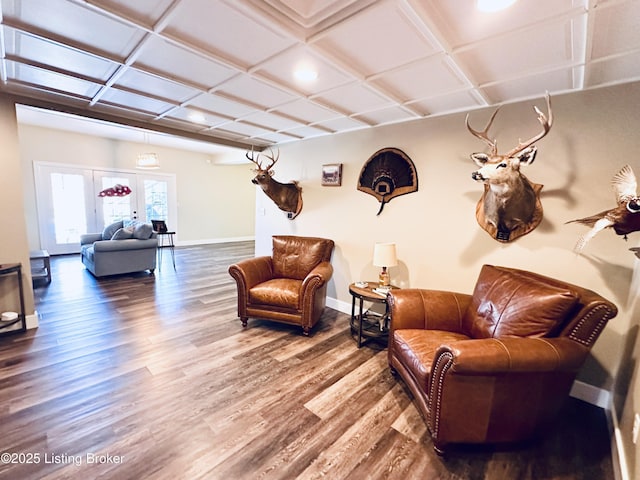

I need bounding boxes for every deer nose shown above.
[251,179,258,184]
[471,171,484,181]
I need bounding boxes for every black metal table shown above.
[349,281,396,348]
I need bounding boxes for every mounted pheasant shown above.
[567,164,640,253]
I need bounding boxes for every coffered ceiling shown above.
[2,0,639,151]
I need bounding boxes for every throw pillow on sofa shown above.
[123,220,154,240]
[111,227,135,240]
[102,221,124,240]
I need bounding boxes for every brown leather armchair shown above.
[228,235,335,335]
[387,264,617,454]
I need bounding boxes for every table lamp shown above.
[373,242,397,287]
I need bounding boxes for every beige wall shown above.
[17,124,256,247]
[0,97,35,319]
[253,83,640,477]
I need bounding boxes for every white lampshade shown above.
[136,152,160,169]
[373,243,398,268]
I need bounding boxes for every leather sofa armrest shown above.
[435,337,587,375]
[81,233,103,245]
[228,256,274,290]
[92,238,158,252]
[388,289,472,332]
[302,261,333,291]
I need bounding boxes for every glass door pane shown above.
[35,164,94,255]
[50,173,87,245]
[94,172,138,229]
[144,178,168,222]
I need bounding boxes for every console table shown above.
[0,263,27,336]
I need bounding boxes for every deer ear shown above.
[269,170,275,177]
[517,146,537,165]
[471,153,489,167]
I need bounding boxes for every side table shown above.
[0,263,27,336]
[157,231,176,270]
[30,249,51,285]
[348,282,397,348]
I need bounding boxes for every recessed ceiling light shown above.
[477,0,517,12]
[188,111,206,123]
[293,63,318,83]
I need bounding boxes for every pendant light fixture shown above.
[136,132,160,169]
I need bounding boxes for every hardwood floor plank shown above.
[0,243,615,480]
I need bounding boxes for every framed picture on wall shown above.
[321,163,343,186]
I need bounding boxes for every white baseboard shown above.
[26,311,39,329]
[175,236,254,247]
[569,379,611,409]
[608,401,628,480]
[326,296,351,315]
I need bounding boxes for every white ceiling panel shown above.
[281,124,332,139]
[164,0,295,69]
[254,131,303,144]
[3,29,117,82]
[133,37,237,90]
[99,88,176,115]
[255,45,352,95]
[313,83,393,115]
[3,0,144,58]
[88,0,177,26]
[240,110,305,131]
[273,98,341,124]
[115,69,200,104]
[313,1,440,76]
[8,63,101,98]
[254,0,366,29]
[458,18,582,86]
[407,90,483,116]
[188,92,257,119]
[220,120,276,138]
[315,115,369,132]
[164,107,230,128]
[481,68,578,104]
[2,0,639,151]
[370,54,468,102]
[590,0,640,59]
[586,53,640,88]
[352,105,418,125]
[420,0,585,47]
[216,74,297,109]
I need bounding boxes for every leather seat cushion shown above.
[392,329,470,390]
[249,278,302,310]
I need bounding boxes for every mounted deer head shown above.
[466,93,553,242]
[246,147,303,219]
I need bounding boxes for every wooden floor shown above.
[0,243,614,480]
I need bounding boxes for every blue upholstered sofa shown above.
[80,220,157,277]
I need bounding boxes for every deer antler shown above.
[505,93,553,157]
[261,147,280,172]
[246,147,263,170]
[466,106,501,156]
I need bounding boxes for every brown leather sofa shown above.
[387,264,617,453]
[228,235,334,335]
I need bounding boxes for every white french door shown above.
[35,163,176,255]
[94,171,139,226]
